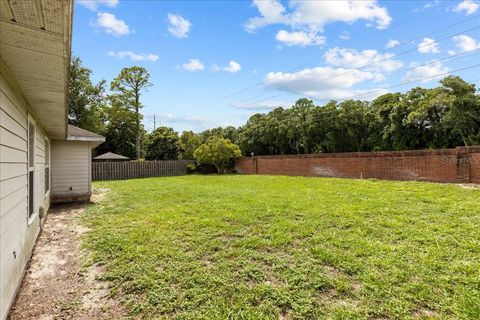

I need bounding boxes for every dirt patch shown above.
[8,200,125,320]
[413,308,438,318]
[91,188,110,204]
[458,183,480,189]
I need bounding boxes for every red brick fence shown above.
[235,146,480,183]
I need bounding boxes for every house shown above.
[93,151,130,162]
[51,125,105,203]
[0,2,102,319]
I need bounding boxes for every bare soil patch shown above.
[8,199,125,320]
[458,183,480,189]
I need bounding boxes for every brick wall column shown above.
[456,147,471,183]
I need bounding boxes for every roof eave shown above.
[67,136,106,142]
[0,0,74,140]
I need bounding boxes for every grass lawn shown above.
[82,175,480,319]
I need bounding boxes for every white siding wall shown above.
[51,141,91,199]
[0,72,48,319]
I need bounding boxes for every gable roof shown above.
[93,152,130,160]
[67,125,105,142]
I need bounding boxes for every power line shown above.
[241,49,480,109]
[243,64,480,120]
[302,74,480,123]
[238,25,480,105]
[221,14,480,101]
[310,25,480,84]
[240,2,449,104]
[338,63,480,102]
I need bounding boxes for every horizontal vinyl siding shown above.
[0,69,48,320]
[0,197,26,253]
[0,109,26,139]
[0,163,26,181]
[0,187,26,239]
[0,175,26,200]
[51,141,90,196]
[1,127,26,151]
[0,145,27,163]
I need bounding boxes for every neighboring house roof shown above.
[67,125,105,143]
[0,0,73,140]
[93,152,130,161]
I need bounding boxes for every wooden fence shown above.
[92,160,194,181]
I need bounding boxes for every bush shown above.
[193,137,241,174]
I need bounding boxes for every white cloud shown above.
[324,47,403,73]
[423,0,440,9]
[339,31,350,40]
[263,66,383,100]
[77,0,119,11]
[145,113,220,130]
[245,0,289,32]
[246,0,392,33]
[453,0,479,15]
[182,59,205,71]
[211,64,221,72]
[155,114,212,125]
[92,12,129,36]
[453,35,480,52]
[414,0,440,12]
[403,61,450,83]
[289,0,392,29]
[418,37,440,54]
[223,61,242,73]
[167,13,191,38]
[233,99,292,110]
[107,51,159,62]
[275,30,326,46]
[386,39,400,49]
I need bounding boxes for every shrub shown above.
[193,137,241,174]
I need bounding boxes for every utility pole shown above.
[153,114,156,130]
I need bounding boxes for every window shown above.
[28,117,35,220]
[45,138,50,195]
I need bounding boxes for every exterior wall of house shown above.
[0,71,49,320]
[51,141,92,203]
[236,147,480,184]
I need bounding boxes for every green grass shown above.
[82,175,480,319]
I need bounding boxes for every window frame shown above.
[27,114,36,225]
[44,137,50,197]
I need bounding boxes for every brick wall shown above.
[235,147,480,183]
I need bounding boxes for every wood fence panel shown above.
[92,160,194,181]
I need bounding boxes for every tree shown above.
[193,137,242,174]
[237,113,270,156]
[202,76,479,156]
[94,101,141,159]
[145,127,180,160]
[179,131,201,159]
[110,67,152,159]
[199,126,239,144]
[440,76,480,146]
[68,56,106,133]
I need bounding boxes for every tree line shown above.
[69,57,480,162]
[236,75,480,155]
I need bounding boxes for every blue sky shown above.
[73,0,480,132]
